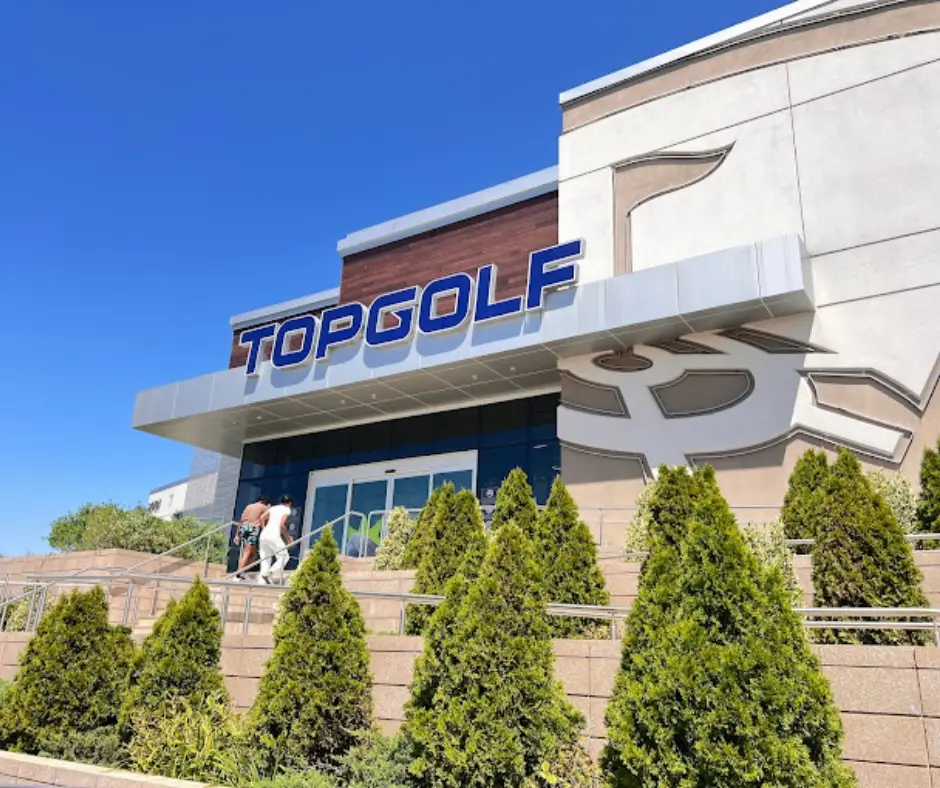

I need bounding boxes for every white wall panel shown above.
[559,65,790,181]
[794,60,940,256]
[811,228,940,307]
[557,168,614,282]
[630,112,803,270]
[787,30,940,106]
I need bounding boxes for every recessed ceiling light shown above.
[340,399,346,406]
[509,366,516,373]
[371,393,376,400]
[471,374,478,381]
[256,416,263,421]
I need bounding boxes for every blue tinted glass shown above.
[528,440,561,505]
[392,475,431,510]
[433,470,473,493]
[347,480,388,557]
[309,484,348,550]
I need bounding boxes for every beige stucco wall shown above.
[3,632,940,785]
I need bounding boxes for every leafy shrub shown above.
[249,771,335,788]
[0,678,9,708]
[536,477,610,637]
[0,587,135,756]
[405,486,486,635]
[373,507,416,571]
[2,593,30,632]
[128,693,258,785]
[39,727,128,769]
[813,449,930,645]
[781,449,830,552]
[741,520,804,607]
[250,529,373,772]
[121,576,227,736]
[916,437,940,546]
[603,471,855,787]
[491,467,539,536]
[336,730,413,787]
[402,487,445,571]
[623,481,656,558]
[47,502,227,563]
[403,522,582,787]
[866,469,918,535]
[527,745,602,787]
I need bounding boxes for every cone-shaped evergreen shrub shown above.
[490,467,539,536]
[603,479,855,787]
[0,587,134,757]
[402,486,445,570]
[916,437,940,546]
[250,528,373,772]
[405,487,486,635]
[781,449,830,550]
[536,476,609,637]
[373,507,417,571]
[813,449,930,645]
[121,577,227,737]
[403,522,583,787]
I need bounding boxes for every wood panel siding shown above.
[229,191,558,369]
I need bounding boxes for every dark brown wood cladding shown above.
[228,191,558,368]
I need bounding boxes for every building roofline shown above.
[149,478,189,495]
[229,288,341,330]
[559,0,877,106]
[336,166,558,258]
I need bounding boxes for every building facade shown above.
[133,0,940,554]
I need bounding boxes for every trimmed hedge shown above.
[403,522,583,787]
[0,587,134,759]
[121,577,227,739]
[250,529,373,772]
[373,507,416,571]
[405,486,486,635]
[781,449,830,551]
[603,471,855,787]
[402,487,445,571]
[813,449,930,645]
[490,467,539,537]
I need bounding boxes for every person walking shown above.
[259,494,293,585]
[234,496,270,580]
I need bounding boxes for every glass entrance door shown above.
[303,450,477,558]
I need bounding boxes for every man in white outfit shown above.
[259,494,292,585]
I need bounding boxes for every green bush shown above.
[373,507,416,571]
[250,771,335,788]
[490,467,539,536]
[603,472,855,787]
[0,678,9,708]
[402,487,445,571]
[781,449,830,551]
[526,745,601,787]
[128,693,258,785]
[741,519,804,607]
[46,502,226,563]
[38,727,128,769]
[536,476,610,638]
[623,481,656,559]
[336,730,413,787]
[121,576,227,737]
[916,437,940,547]
[405,486,486,635]
[867,469,918,534]
[813,449,930,645]
[250,529,373,772]
[0,587,135,756]
[403,522,582,788]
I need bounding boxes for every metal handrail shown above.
[20,568,940,643]
[0,519,237,631]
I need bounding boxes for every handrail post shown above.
[203,533,211,579]
[934,617,939,648]
[122,581,133,627]
[399,601,406,636]
[599,509,605,547]
[243,594,252,636]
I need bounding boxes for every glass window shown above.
[347,480,388,557]
[392,475,431,511]
[433,470,473,493]
[480,399,528,447]
[528,441,560,505]
[309,484,348,550]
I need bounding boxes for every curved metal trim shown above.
[592,349,654,373]
[560,439,653,482]
[650,369,755,419]
[647,337,723,355]
[719,326,830,354]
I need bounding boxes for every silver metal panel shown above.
[230,287,340,330]
[132,233,817,452]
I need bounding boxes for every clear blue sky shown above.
[0,0,780,555]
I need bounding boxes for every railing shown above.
[16,569,940,645]
[619,531,940,561]
[0,519,237,631]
